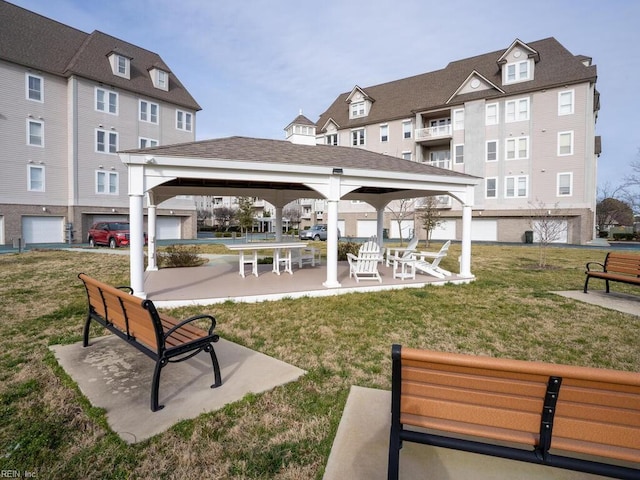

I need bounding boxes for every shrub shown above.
[157,244,205,268]
[612,233,634,241]
[337,240,361,261]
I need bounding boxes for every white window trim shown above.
[485,103,499,125]
[557,172,573,197]
[402,120,412,139]
[504,59,531,84]
[350,101,367,119]
[485,176,498,199]
[380,124,389,143]
[139,137,159,148]
[504,175,529,198]
[26,73,43,102]
[95,128,118,154]
[558,89,575,116]
[27,119,44,147]
[96,170,119,195]
[176,110,193,131]
[453,108,465,130]
[402,151,412,160]
[139,100,159,124]
[351,127,366,146]
[505,136,529,160]
[95,87,118,115]
[505,97,530,123]
[28,164,45,192]
[454,143,464,164]
[557,131,574,156]
[114,54,130,79]
[486,140,498,162]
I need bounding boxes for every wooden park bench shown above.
[388,344,639,480]
[78,273,222,412]
[584,251,640,293]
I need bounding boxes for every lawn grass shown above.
[0,245,638,479]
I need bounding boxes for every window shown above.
[139,137,158,148]
[558,131,573,156]
[486,140,498,162]
[558,173,572,196]
[453,108,464,130]
[350,101,365,118]
[505,98,529,122]
[351,128,365,146]
[26,74,43,102]
[96,88,118,114]
[428,150,450,169]
[96,129,118,154]
[380,124,388,142]
[27,120,44,147]
[402,120,412,139]
[402,151,411,161]
[140,100,159,124]
[28,165,44,192]
[116,55,129,77]
[176,110,192,131]
[486,103,499,125]
[505,175,528,198]
[558,90,574,115]
[505,60,530,83]
[454,144,464,164]
[96,171,118,194]
[157,70,167,89]
[485,177,497,198]
[27,119,44,146]
[505,136,529,160]
[325,134,338,146]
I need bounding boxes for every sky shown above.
[9,0,640,189]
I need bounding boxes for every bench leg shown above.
[387,429,401,480]
[583,276,590,294]
[151,358,167,412]
[82,314,92,347]
[206,343,222,388]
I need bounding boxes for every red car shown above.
[87,222,146,248]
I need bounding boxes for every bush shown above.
[598,231,609,238]
[612,233,634,241]
[337,240,361,261]
[157,244,205,268]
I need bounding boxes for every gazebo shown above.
[119,136,480,297]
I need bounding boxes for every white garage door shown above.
[472,220,498,241]
[390,220,414,240]
[532,220,568,243]
[356,220,377,238]
[338,220,346,237]
[157,217,181,240]
[431,220,456,240]
[22,216,64,243]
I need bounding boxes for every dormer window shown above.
[346,86,373,119]
[505,60,530,83]
[108,51,131,79]
[350,101,366,119]
[149,67,169,91]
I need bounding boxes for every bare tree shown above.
[529,200,567,268]
[283,203,302,232]
[212,206,236,228]
[385,198,417,245]
[596,198,634,232]
[621,150,640,215]
[416,196,442,247]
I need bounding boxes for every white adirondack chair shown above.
[346,239,382,282]
[386,236,419,267]
[413,240,452,279]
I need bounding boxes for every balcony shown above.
[415,124,452,145]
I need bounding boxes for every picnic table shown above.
[226,242,310,277]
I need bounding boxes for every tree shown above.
[621,149,640,216]
[529,200,567,268]
[385,198,417,245]
[236,196,255,234]
[416,196,442,247]
[212,206,236,228]
[283,203,302,232]
[596,198,634,232]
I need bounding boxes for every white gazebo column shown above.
[376,207,385,248]
[460,203,473,278]
[129,193,146,297]
[274,206,283,242]
[146,202,158,271]
[323,198,341,288]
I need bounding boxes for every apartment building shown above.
[0,1,200,245]
[312,37,600,244]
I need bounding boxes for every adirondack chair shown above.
[346,239,382,283]
[412,240,452,279]
[386,236,419,267]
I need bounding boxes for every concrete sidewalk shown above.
[50,336,305,443]
[553,289,640,317]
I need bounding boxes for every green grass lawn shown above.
[0,245,638,479]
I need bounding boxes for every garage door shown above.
[390,220,414,240]
[532,220,568,243]
[431,220,456,240]
[157,217,181,240]
[22,216,64,243]
[472,220,498,241]
[356,220,377,238]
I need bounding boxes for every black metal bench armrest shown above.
[585,261,604,272]
[116,285,134,294]
[164,314,218,339]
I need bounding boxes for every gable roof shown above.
[0,0,200,110]
[316,37,597,132]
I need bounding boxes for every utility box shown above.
[524,230,534,243]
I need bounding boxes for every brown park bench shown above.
[388,344,639,480]
[78,273,222,412]
[584,251,640,293]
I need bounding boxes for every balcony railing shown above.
[415,124,452,141]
